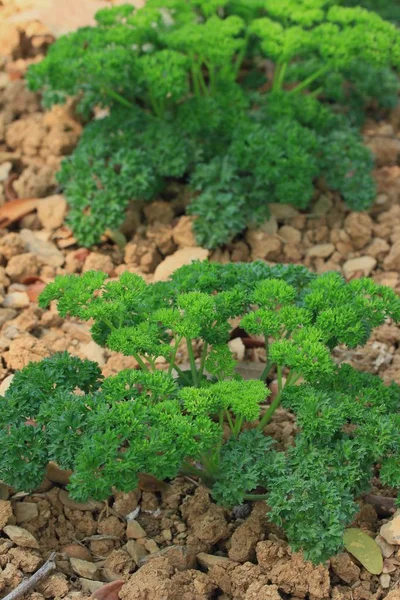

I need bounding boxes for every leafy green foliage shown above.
[27,0,400,247]
[3,262,400,562]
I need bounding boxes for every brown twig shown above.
[1,552,56,600]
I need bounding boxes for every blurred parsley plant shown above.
[2,260,400,563]
[27,0,400,248]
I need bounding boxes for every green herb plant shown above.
[27,0,400,248]
[2,260,400,563]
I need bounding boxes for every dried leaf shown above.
[0,198,40,227]
[343,528,383,575]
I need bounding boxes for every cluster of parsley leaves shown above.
[2,260,400,563]
[27,0,400,248]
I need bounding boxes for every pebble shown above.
[124,540,148,565]
[62,543,93,562]
[306,243,335,258]
[0,161,12,182]
[126,520,147,539]
[0,308,16,327]
[79,579,104,595]
[19,228,65,267]
[153,247,209,282]
[37,194,67,229]
[14,502,39,523]
[279,225,301,244]
[70,557,99,580]
[46,462,72,486]
[162,529,173,542]
[0,374,14,395]
[342,256,377,279]
[2,292,30,308]
[380,512,400,545]
[375,535,395,558]
[143,539,159,553]
[380,573,391,588]
[3,525,39,548]
[91,580,125,600]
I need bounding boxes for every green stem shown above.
[171,362,192,385]
[273,62,288,91]
[168,336,183,376]
[233,36,249,77]
[225,410,235,432]
[233,414,244,438]
[257,368,298,431]
[259,337,271,381]
[131,351,150,372]
[198,342,209,379]
[103,87,136,109]
[186,339,199,387]
[288,65,329,95]
[243,493,269,501]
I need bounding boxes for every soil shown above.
[2,3,400,600]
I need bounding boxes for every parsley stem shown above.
[131,351,149,372]
[172,362,192,385]
[103,87,136,109]
[168,336,183,376]
[288,65,330,95]
[186,339,199,386]
[243,493,269,501]
[273,62,288,91]
[198,342,209,379]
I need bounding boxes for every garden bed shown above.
[2,3,400,600]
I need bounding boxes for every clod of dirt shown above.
[181,488,229,546]
[331,553,360,585]
[0,500,12,530]
[256,540,330,600]
[19,228,64,267]
[119,556,216,600]
[8,547,42,572]
[208,558,281,600]
[126,520,147,540]
[4,334,50,369]
[83,252,114,276]
[5,251,40,282]
[228,502,266,563]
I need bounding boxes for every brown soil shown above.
[2,5,400,600]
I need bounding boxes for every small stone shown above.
[3,525,39,548]
[0,374,14,395]
[0,309,17,327]
[313,195,333,216]
[153,247,209,282]
[80,340,106,367]
[269,204,300,219]
[83,252,114,275]
[342,256,377,279]
[380,512,400,545]
[0,162,12,182]
[14,502,39,524]
[143,539,159,554]
[162,529,172,542]
[79,579,104,595]
[197,553,231,570]
[279,225,301,244]
[70,558,99,579]
[176,523,186,533]
[228,338,245,361]
[306,243,335,258]
[124,540,148,565]
[19,229,64,267]
[2,292,30,308]
[384,241,400,270]
[245,230,282,261]
[126,520,146,539]
[260,216,278,235]
[62,544,92,562]
[380,573,391,588]
[37,195,67,229]
[375,535,395,558]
